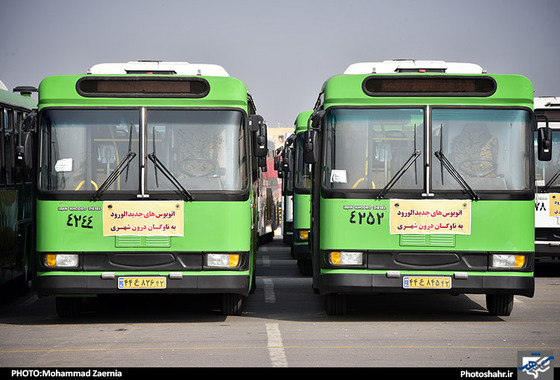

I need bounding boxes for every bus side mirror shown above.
[16,111,37,167]
[21,110,37,133]
[303,130,317,164]
[538,126,552,161]
[303,111,324,164]
[249,115,268,158]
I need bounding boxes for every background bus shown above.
[304,60,544,316]
[293,111,313,275]
[257,137,281,243]
[0,81,36,295]
[31,61,268,316]
[275,133,295,245]
[534,96,560,258]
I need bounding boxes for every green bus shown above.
[31,61,267,316]
[0,82,36,292]
[303,60,548,316]
[276,133,295,245]
[293,111,313,274]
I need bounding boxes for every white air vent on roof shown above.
[343,60,486,75]
[87,61,230,77]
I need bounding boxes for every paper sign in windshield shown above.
[103,201,184,236]
[548,193,560,216]
[390,199,471,234]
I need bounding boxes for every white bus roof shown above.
[343,60,486,74]
[0,80,8,91]
[534,96,560,109]
[87,61,230,76]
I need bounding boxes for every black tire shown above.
[325,293,347,316]
[221,293,245,316]
[55,296,82,318]
[486,294,514,316]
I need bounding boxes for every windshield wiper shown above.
[92,123,136,201]
[148,128,193,202]
[434,150,479,201]
[541,169,560,192]
[435,124,478,201]
[377,124,420,199]
[377,150,421,199]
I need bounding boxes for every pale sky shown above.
[2,0,559,127]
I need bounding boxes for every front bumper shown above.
[35,271,251,297]
[318,270,534,297]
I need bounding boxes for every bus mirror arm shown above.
[16,111,37,167]
[21,110,37,133]
[537,115,552,161]
[303,110,324,164]
[250,115,268,158]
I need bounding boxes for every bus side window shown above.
[4,108,14,185]
[13,110,23,184]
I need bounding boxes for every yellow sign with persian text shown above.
[103,201,184,236]
[390,199,471,235]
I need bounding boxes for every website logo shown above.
[518,351,555,380]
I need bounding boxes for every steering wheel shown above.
[458,159,496,177]
[178,157,216,177]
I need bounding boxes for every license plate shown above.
[403,276,451,289]
[118,277,167,289]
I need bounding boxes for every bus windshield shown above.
[39,109,247,194]
[322,107,532,194]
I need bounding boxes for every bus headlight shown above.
[490,254,525,269]
[297,229,309,241]
[207,253,240,268]
[44,254,79,268]
[329,251,363,266]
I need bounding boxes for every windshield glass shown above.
[39,109,247,193]
[147,110,246,191]
[323,108,424,191]
[39,109,139,192]
[432,109,531,191]
[535,125,560,190]
[295,132,311,190]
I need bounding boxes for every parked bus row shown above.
[1,59,557,318]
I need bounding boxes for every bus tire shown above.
[221,293,245,316]
[55,296,82,318]
[486,294,514,316]
[325,293,347,316]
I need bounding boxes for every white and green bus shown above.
[304,60,547,316]
[31,61,268,316]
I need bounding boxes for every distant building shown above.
[267,126,294,149]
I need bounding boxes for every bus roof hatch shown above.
[87,61,230,77]
[343,60,486,75]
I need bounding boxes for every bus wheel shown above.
[221,294,245,316]
[55,296,82,318]
[486,294,514,316]
[325,293,347,316]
